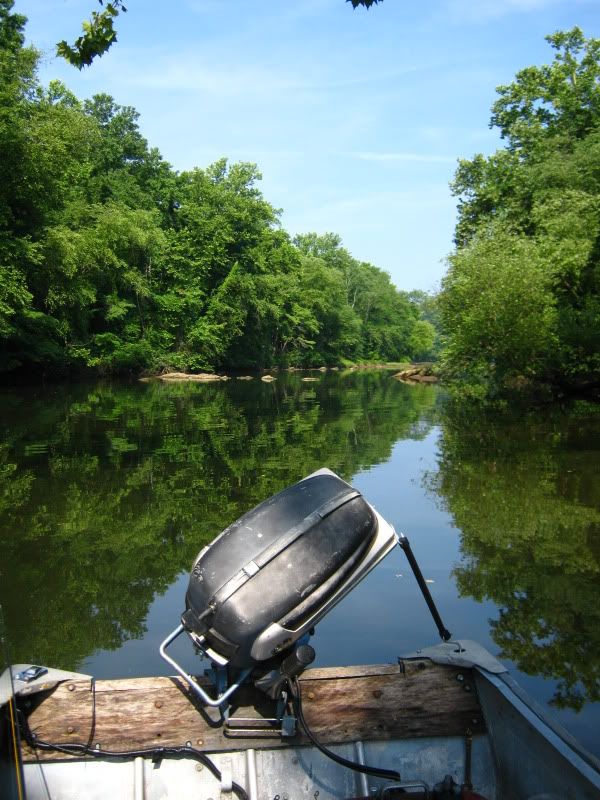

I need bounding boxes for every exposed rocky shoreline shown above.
[392,365,439,384]
[139,364,439,383]
[140,372,230,383]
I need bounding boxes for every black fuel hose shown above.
[291,677,401,783]
[19,709,248,800]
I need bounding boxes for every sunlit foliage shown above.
[440,28,600,398]
[0,2,425,376]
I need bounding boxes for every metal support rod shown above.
[159,624,251,707]
[134,756,145,800]
[245,748,259,800]
[354,741,370,798]
[398,533,452,641]
[463,728,473,790]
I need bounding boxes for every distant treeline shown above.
[0,3,436,377]
[439,28,600,400]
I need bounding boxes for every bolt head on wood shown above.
[372,689,383,699]
[67,684,75,692]
[67,726,74,734]
[307,691,315,700]
[154,700,163,708]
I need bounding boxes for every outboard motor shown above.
[159,468,398,716]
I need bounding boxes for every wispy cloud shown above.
[285,185,456,232]
[108,57,313,96]
[445,0,568,23]
[92,50,440,98]
[282,186,457,290]
[348,151,457,164]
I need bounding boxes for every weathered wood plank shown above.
[297,663,401,680]
[20,661,484,762]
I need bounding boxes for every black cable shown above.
[19,671,399,794]
[291,677,401,783]
[18,709,248,800]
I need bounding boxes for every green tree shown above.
[442,28,600,398]
[57,1,127,69]
[155,160,284,371]
[1,5,419,377]
[0,1,37,349]
[439,226,558,397]
[453,28,600,246]
[405,290,441,360]
[293,232,418,364]
[491,28,600,152]
[408,319,436,361]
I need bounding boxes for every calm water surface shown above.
[1,372,599,756]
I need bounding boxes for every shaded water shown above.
[1,372,599,756]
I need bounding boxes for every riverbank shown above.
[137,362,422,383]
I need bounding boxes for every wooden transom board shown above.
[20,660,485,762]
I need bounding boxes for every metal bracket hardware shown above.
[159,623,251,708]
[224,713,297,738]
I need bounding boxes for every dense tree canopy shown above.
[439,28,600,399]
[0,1,424,377]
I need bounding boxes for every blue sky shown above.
[15,0,600,291]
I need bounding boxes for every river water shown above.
[1,371,599,757]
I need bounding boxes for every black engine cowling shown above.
[182,469,394,669]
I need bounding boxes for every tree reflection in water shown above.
[432,401,600,710]
[0,373,437,670]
